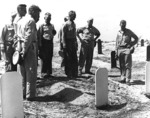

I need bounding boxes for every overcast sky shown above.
[0,0,150,41]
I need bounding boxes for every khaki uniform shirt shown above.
[77,26,100,43]
[116,28,138,55]
[16,15,37,54]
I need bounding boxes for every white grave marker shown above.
[146,62,150,94]
[95,68,108,107]
[1,72,24,118]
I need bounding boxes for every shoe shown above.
[37,77,42,80]
[119,79,126,83]
[41,73,47,78]
[23,95,26,100]
[26,97,36,101]
[43,73,52,78]
[126,81,131,86]
[85,71,94,75]
[126,79,132,85]
[119,76,126,83]
[129,79,134,83]
[67,75,72,78]
[78,70,82,76]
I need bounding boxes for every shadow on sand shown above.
[37,75,93,88]
[108,75,121,78]
[96,103,127,111]
[130,80,145,85]
[33,88,83,102]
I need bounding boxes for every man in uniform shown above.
[62,10,78,78]
[16,5,41,101]
[13,4,27,64]
[0,13,17,72]
[77,18,100,75]
[13,4,27,24]
[115,20,138,85]
[38,12,56,78]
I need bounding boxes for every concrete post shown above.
[146,45,150,61]
[141,39,144,47]
[1,72,24,118]
[95,68,108,107]
[146,62,150,94]
[111,51,117,68]
[97,39,102,54]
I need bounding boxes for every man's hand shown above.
[130,47,135,54]
[75,42,78,51]
[115,51,118,60]
[115,54,118,60]
[94,41,97,47]
[81,40,88,44]
[62,42,66,49]
[20,48,25,59]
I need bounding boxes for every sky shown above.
[0,0,150,41]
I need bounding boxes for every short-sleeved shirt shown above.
[116,28,138,49]
[39,23,55,41]
[0,24,15,50]
[77,26,100,43]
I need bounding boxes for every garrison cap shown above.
[11,12,17,18]
[120,20,126,24]
[64,16,68,22]
[87,17,93,22]
[45,12,51,16]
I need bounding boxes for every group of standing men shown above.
[0,3,138,101]
[0,4,41,101]
[59,13,101,78]
[0,4,101,101]
[58,11,101,78]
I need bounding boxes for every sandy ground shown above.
[0,41,150,118]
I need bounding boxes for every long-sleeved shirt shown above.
[116,28,138,49]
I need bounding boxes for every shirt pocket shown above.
[123,35,130,44]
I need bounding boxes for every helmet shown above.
[12,51,23,65]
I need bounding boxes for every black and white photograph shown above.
[0,0,150,117]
